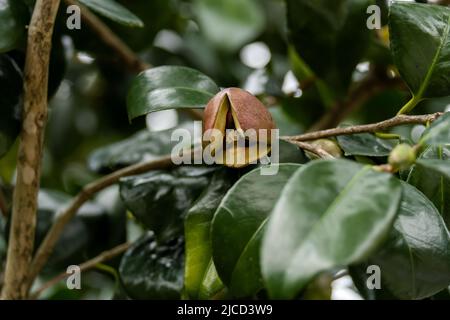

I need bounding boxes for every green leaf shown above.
[349,264,397,300]
[184,169,236,299]
[35,189,111,274]
[337,132,397,157]
[407,146,450,228]
[88,124,194,173]
[420,112,450,145]
[261,159,402,299]
[78,0,144,27]
[211,164,302,297]
[119,232,184,300]
[0,54,22,158]
[127,66,219,120]
[353,182,450,300]
[119,166,217,240]
[389,2,450,100]
[286,0,374,94]
[416,159,450,180]
[194,0,265,52]
[0,0,27,52]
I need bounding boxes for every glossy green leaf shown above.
[420,112,450,145]
[286,0,374,93]
[194,0,265,52]
[337,132,397,157]
[184,169,236,299]
[407,146,450,228]
[349,264,397,300]
[211,164,302,297]
[389,2,450,100]
[35,189,111,274]
[120,166,217,240]
[261,160,402,299]
[416,159,450,180]
[127,66,219,120]
[119,232,184,300]
[88,124,194,173]
[0,0,27,52]
[0,54,22,158]
[353,182,450,300]
[78,0,143,27]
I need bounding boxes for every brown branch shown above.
[284,113,442,142]
[27,152,184,290]
[309,75,405,132]
[0,262,4,293]
[0,188,7,218]
[1,0,61,300]
[64,0,150,73]
[30,242,130,299]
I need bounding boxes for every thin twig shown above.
[30,242,130,299]
[64,0,203,122]
[285,140,335,159]
[64,0,150,73]
[1,0,61,300]
[284,113,442,142]
[27,151,192,290]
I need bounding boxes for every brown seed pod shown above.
[203,88,276,168]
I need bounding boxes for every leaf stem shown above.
[374,132,401,140]
[397,96,422,115]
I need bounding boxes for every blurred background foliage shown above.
[1,0,450,299]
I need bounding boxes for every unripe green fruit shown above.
[388,144,416,171]
[305,139,343,160]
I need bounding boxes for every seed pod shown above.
[203,88,276,168]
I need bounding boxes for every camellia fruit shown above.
[203,88,276,168]
[388,143,416,171]
[305,139,343,160]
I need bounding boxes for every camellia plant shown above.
[1,0,450,301]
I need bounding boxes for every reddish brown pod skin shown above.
[203,88,276,134]
[226,88,275,132]
[202,88,277,168]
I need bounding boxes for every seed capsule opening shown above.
[203,88,276,168]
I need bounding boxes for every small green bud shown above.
[388,144,416,171]
[305,139,343,160]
